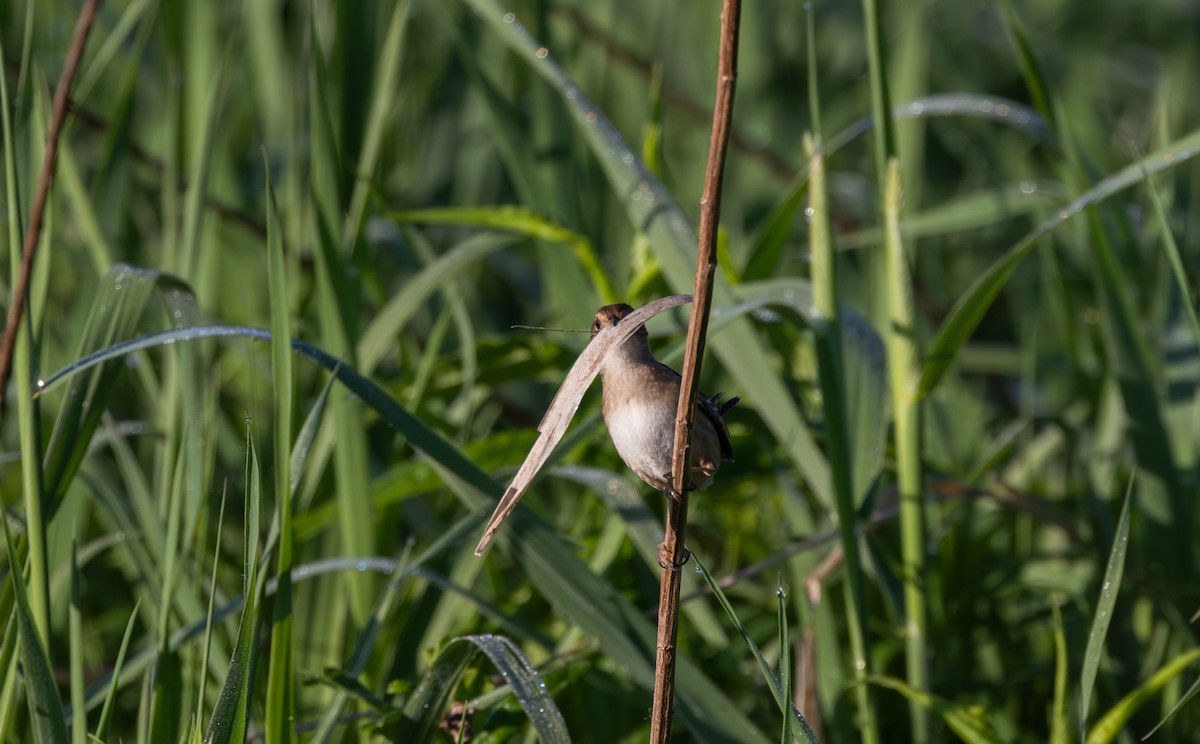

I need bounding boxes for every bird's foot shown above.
[657,543,692,570]
[662,475,697,503]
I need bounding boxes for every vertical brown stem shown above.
[0,0,100,419]
[648,0,741,740]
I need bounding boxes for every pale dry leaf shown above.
[475,294,693,556]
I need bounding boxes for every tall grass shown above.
[1,0,1199,741]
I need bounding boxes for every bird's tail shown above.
[709,392,741,416]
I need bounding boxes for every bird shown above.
[592,303,738,499]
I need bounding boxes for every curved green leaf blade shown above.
[1086,647,1200,744]
[1080,474,1134,737]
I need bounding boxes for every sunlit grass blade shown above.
[1086,647,1200,744]
[694,554,819,743]
[1139,656,1200,742]
[390,206,616,303]
[882,155,929,739]
[1080,473,1134,737]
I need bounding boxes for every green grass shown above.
[3,0,1200,741]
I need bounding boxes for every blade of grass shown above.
[1139,655,1200,741]
[806,130,878,743]
[1050,599,1069,744]
[390,206,616,304]
[68,541,85,744]
[95,598,141,742]
[264,154,296,744]
[308,9,375,622]
[1080,473,1134,738]
[1086,647,1200,744]
[2,519,68,743]
[693,555,819,743]
[778,583,794,744]
[356,232,517,374]
[868,676,997,744]
[205,426,263,744]
[339,0,412,255]
[883,155,929,740]
[391,634,570,743]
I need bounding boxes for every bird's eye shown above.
[592,319,601,331]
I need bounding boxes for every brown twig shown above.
[0,0,100,420]
[648,1,740,741]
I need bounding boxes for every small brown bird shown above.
[592,303,738,497]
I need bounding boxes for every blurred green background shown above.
[1,0,1198,741]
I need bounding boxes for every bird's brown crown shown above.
[590,303,640,339]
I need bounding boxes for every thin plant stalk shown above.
[884,157,929,739]
[649,0,741,740]
[805,133,880,743]
[860,0,928,735]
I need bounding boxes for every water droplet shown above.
[854,659,866,670]
[502,12,515,23]
[1019,181,1037,194]
[908,102,924,116]
[35,378,45,390]
[584,111,597,125]
[536,47,549,59]
[356,561,367,572]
